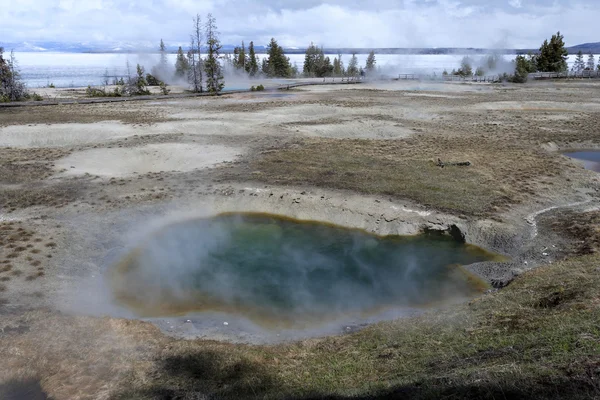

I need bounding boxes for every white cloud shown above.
[509,0,523,8]
[0,0,597,48]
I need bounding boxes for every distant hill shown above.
[568,42,600,53]
[1,40,598,55]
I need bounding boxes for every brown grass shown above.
[548,210,600,255]
[234,136,563,216]
[0,148,69,184]
[0,180,85,211]
[0,103,168,127]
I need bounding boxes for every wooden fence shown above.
[397,74,500,83]
[529,70,600,80]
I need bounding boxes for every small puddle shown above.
[111,213,500,329]
[563,150,600,172]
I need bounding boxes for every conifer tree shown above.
[347,53,359,77]
[266,38,291,78]
[174,46,189,78]
[204,13,224,94]
[246,41,259,77]
[233,41,247,71]
[261,58,269,75]
[333,57,341,76]
[574,51,585,72]
[365,50,376,72]
[586,52,595,71]
[159,39,168,69]
[303,42,319,77]
[337,52,345,76]
[152,39,170,80]
[536,32,568,72]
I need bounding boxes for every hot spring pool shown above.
[111,213,498,328]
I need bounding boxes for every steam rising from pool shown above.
[111,213,495,328]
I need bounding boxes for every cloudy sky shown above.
[0,0,598,48]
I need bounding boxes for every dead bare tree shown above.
[187,14,203,92]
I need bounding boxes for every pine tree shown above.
[152,39,170,81]
[303,44,333,77]
[337,52,345,76]
[303,42,319,77]
[159,39,168,69]
[174,46,189,78]
[365,50,376,72]
[347,53,359,76]
[291,62,300,78]
[333,57,341,76]
[586,52,595,71]
[457,56,473,77]
[536,32,568,72]
[246,41,259,77]
[134,64,150,95]
[266,38,291,78]
[233,41,247,71]
[204,14,224,94]
[574,51,585,73]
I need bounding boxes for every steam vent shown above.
[111,213,497,328]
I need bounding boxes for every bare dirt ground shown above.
[1,80,600,399]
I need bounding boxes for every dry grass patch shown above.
[0,180,86,211]
[548,210,600,255]
[0,148,69,184]
[238,136,562,216]
[0,104,168,127]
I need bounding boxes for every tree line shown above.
[298,43,376,78]
[513,32,599,82]
[4,28,600,102]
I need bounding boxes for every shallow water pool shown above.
[563,150,600,172]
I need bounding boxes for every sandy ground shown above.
[1,79,600,396]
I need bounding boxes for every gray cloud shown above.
[0,0,597,48]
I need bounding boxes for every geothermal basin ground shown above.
[1,81,600,399]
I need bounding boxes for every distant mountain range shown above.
[1,40,599,54]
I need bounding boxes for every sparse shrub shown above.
[28,92,44,101]
[256,84,265,91]
[159,81,170,95]
[0,47,28,102]
[250,85,256,91]
[86,86,106,97]
[454,56,473,77]
[86,86,122,98]
[146,73,161,86]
